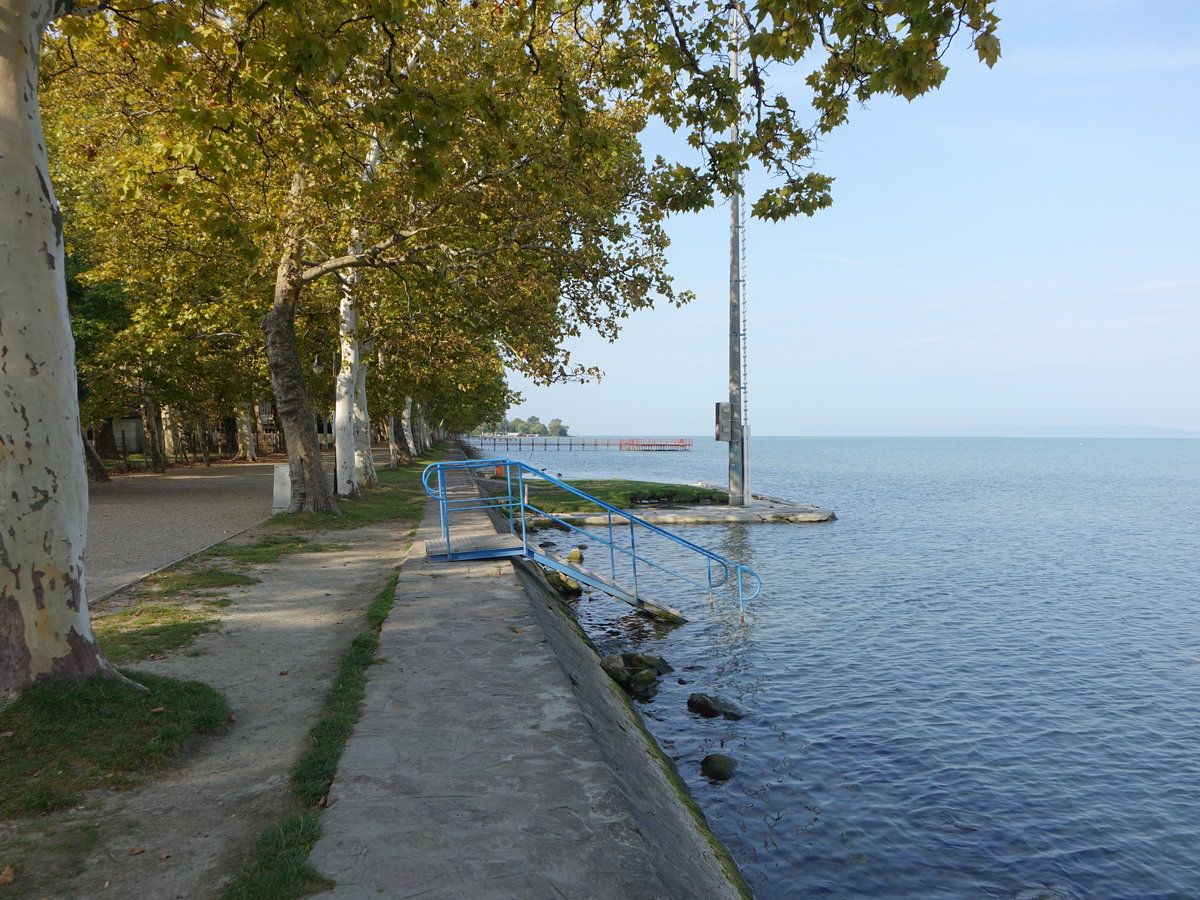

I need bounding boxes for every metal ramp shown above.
[422,458,761,623]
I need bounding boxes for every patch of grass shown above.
[264,460,435,533]
[93,603,221,664]
[206,534,347,564]
[366,570,400,631]
[291,631,380,806]
[525,478,728,513]
[0,670,228,820]
[0,820,101,898]
[223,569,401,898]
[291,569,398,806]
[222,449,434,897]
[202,597,233,608]
[155,567,260,592]
[221,813,333,900]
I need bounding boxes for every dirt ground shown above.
[1,516,414,899]
[85,460,280,601]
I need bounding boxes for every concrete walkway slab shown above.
[309,459,750,899]
[308,499,669,898]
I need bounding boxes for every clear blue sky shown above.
[507,0,1200,437]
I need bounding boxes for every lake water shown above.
[467,436,1200,899]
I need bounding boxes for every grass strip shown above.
[0,670,229,820]
[524,478,728,513]
[155,567,261,592]
[221,445,439,898]
[204,534,347,564]
[221,558,405,898]
[220,813,333,899]
[265,448,445,533]
[92,603,222,664]
[292,570,399,805]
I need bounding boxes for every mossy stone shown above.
[701,753,738,780]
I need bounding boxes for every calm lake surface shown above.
[471,436,1200,899]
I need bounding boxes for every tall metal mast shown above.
[726,13,748,507]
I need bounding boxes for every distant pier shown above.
[463,436,693,452]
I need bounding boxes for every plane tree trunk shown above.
[1,0,118,698]
[262,187,339,514]
[353,342,377,488]
[334,281,361,498]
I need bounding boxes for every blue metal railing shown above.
[421,458,762,622]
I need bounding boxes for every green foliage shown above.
[40,0,1001,473]
[489,415,569,436]
[0,671,229,820]
[220,813,333,900]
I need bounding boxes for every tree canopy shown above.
[2,0,999,696]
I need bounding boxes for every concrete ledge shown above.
[510,557,752,900]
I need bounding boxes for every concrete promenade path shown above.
[307,470,676,898]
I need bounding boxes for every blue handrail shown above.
[422,458,762,621]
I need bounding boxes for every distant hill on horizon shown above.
[895,425,1200,439]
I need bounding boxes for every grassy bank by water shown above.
[523,478,727,513]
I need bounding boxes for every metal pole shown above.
[728,23,746,507]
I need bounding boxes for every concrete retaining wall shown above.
[510,558,752,900]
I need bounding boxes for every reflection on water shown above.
[502,437,1200,898]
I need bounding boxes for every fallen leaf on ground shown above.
[149,653,166,660]
[127,847,145,856]
[159,853,171,860]
[148,707,166,714]
[278,670,288,675]
[0,866,14,885]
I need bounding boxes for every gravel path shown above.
[86,461,279,600]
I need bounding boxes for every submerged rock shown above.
[599,653,668,700]
[622,652,674,675]
[626,667,660,699]
[600,655,630,688]
[543,569,583,597]
[687,693,743,721]
[700,753,738,781]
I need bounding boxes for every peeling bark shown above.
[387,416,409,467]
[401,396,417,460]
[235,403,258,462]
[161,404,181,460]
[262,179,338,514]
[82,429,109,482]
[353,344,377,488]
[334,281,361,499]
[1,0,117,698]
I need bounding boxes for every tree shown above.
[5,0,999,698]
[1,0,119,697]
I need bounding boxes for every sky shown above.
[505,0,1200,437]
